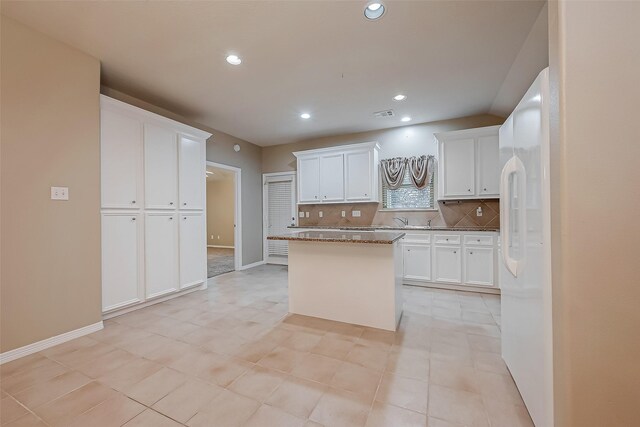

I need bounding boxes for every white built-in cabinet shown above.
[100,95,211,314]
[294,142,379,204]
[436,126,500,200]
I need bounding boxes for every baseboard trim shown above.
[239,260,266,270]
[207,245,235,249]
[403,280,501,295]
[0,321,104,365]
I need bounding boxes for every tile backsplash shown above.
[297,199,500,229]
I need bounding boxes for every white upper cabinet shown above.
[294,142,379,204]
[101,109,143,209]
[319,153,344,202]
[345,150,372,201]
[436,126,500,200]
[144,123,178,209]
[179,135,205,210]
[298,156,321,203]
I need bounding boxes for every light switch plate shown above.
[476,207,483,217]
[341,211,346,218]
[51,187,69,200]
[352,210,361,217]
[319,211,323,218]
[299,211,305,218]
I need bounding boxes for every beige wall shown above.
[549,1,640,425]
[206,177,235,247]
[101,88,264,266]
[0,16,102,352]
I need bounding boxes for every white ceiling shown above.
[1,0,546,146]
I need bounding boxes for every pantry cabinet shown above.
[100,95,211,315]
[436,126,500,200]
[294,142,379,204]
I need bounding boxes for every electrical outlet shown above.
[217,235,220,240]
[476,207,483,217]
[319,211,323,218]
[211,235,214,240]
[299,211,305,218]
[305,212,309,218]
[51,187,69,200]
[352,210,361,217]
[341,211,346,218]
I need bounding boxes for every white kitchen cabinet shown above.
[319,153,345,202]
[436,125,500,200]
[179,135,205,210]
[101,213,143,311]
[403,244,431,281]
[101,109,143,209]
[180,213,207,289]
[345,150,372,201]
[294,142,379,204]
[144,123,178,210]
[298,156,321,203]
[477,135,500,196]
[464,246,494,286]
[145,213,179,299]
[434,245,462,284]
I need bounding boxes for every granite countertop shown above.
[287,225,500,232]
[267,230,406,244]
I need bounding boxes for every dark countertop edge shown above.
[267,232,405,245]
[287,225,500,232]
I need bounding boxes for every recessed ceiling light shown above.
[393,94,407,101]
[226,55,242,65]
[300,113,311,119]
[401,116,412,122]
[364,1,385,20]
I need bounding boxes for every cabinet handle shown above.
[364,193,367,196]
[483,188,487,191]
[453,250,457,254]
[131,217,136,221]
[170,202,174,205]
[467,189,471,192]
[169,217,173,220]
[446,238,449,241]
[183,217,187,220]
[315,196,318,199]
[131,200,136,204]
[477,239,481,242]
[470,251,473,255]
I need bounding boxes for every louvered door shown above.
[264,174,296,265]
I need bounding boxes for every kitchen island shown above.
[268,230,404,331]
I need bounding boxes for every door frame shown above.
[206,161,242,271]
[262,172,297,264]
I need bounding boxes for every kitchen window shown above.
[381,169,435,210]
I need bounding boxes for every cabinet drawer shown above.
[464,235,494,246]
[434,234,461,245]
[403,233,431,243]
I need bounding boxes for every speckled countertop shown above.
[288,225,500,232]
[267,230,405,244]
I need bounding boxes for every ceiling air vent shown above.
[373,109,395,118]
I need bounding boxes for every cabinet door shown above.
[477,135,500,196]
[403,244,431,281]
[434,246,462,283]
[298,156,320,203]
[180,213,207,289]
[144,123,178,209]
[320,153,345,202]
[101,109,143,209]
[345,150,372,201]
[443,138,475,197]
[101,214,142,312]
[464,247,494,286]
[145,213,178,298]
[179,136,205,210]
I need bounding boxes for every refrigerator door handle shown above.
[500,155,526,277]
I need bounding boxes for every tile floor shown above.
[0,265,533,427]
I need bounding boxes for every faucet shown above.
[393,217,409,227]
[427,219,432,228]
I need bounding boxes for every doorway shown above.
[206,162,242,277]
[263,172,296,265]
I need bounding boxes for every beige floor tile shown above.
[3,413,47,427]
[428,385,489,427]
[472,351,510,375]
[89,323,153,347]
[257,346,306,373]
[482,397,534,427]
[309,387,371,427]
[32,381,117,427]
[345,344,389,371]
[202,333,248,355]
[304,421,324,427]
[475,371,523,404]
[375,372,428,414]
[243,404,306,427]
[168,346,218,376]
[462,311,496,325]
[464,323,501,338]
[124,367,187,406]
[152,378,222,423]
[330,361,382,400]
[232,339,279,363]
[428,416,466,426]
[358,328,396,349]
[282,331,324,352]
[196,353,252,387]
[430,342,473,365]
[181,326,223,346]
[365,401,427,427]
[97,358,163,392]
[429,328,469,348]
[122,409,183,427]
[430,360,480,394]
[291,353,342,384]
[39,337,99,360]
[326,322,365,342]
[228,366,285,402]
[186,390,260,427]
[67,394,145,427]
[385,349,430,380]
[0,354,50,378]
[266,376,327,419]
[0,396,29,425]
[48,341,115,368]
[312,336,355,360]
[142,339,192,366]
[12,371,91,409]
[1,359,69,395]
[467,334,501,354]
[74,348,138,378]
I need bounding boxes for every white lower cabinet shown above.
[101,214,143,311]
[464,246,494,286]
[145,213,179,299]
[434,245,462,284]
[179,213,207,289]
[403,244,431,281]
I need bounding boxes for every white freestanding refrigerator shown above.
[499,68,553,427]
